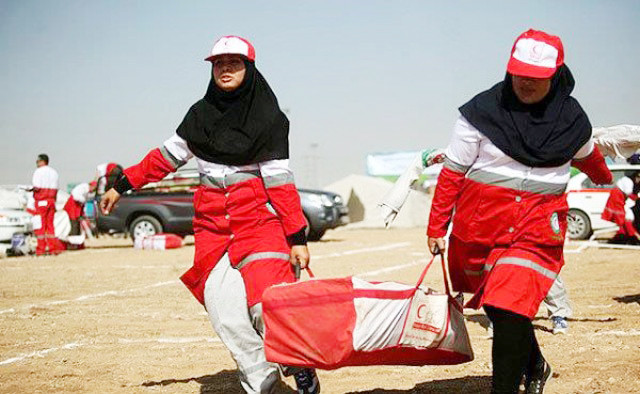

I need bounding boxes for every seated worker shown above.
[602,170,640,244]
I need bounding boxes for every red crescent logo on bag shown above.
[417,304,427,319]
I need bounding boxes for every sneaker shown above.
[293,368,320,394]
[525,359,552,394]
[551,316,568,335]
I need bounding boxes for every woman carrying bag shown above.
[427,29,612,394]
[101,35,319,394]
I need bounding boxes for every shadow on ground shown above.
[613,293,640,305]
[314,238,346,243]
[345,375,491,393]
[465,314,491,330]
[141,371,489,393]
[141,369,296,394]
[142,370,243,394]
[465,313,616,335]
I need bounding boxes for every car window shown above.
[581,170,626,189]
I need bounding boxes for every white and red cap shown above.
[205,35,256,62]
[507,29,564,78]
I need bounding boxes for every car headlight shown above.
[307,194,334,207]
[320,194,333,207]
[0,214,25,225]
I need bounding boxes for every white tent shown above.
[325,174,431,228]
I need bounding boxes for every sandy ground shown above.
[0,228,639,393]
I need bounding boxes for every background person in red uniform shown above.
[427,30,612,394]
[94,162,123,195]
[100,36,319,394]
[31,154,65,255]
[601,170,640,243]
[62,181,95,249]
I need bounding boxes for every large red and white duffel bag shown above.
[262,255,473,369]
[134,233,183,250]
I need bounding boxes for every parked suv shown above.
[94,169,348,242]
[566,164,640,239]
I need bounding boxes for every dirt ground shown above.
[0,228,639,393]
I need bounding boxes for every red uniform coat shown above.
[602,177,639,237]
[428,116,611,318]
[122,134,306,307]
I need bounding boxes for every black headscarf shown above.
[459,65,591,167]
[176,60,289,165]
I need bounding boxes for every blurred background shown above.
[1,0,639,188]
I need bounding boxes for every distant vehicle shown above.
[0,208,33,242]
[566,164,640,240]
[94,169,348,242]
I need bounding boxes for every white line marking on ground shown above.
[358,258,428,278]
[2,242,412,314]
[592,329,640,337]
[116,265,173,269]
[0,342,83,366]
[1,265,174,270]
[0,280,179,315]
[117,337,221,344]
[0,337,222,366]
[314,242,411,260]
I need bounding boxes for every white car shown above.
[0,208,33,242]
[566,164,640,240]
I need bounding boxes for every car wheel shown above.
[308,229,326,242]
[567,209,591,240]
[129,215,163,241]
[303,215,325,242]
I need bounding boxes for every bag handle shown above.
[439,253,452,297]
[414,250,452,298]
[294,263,315,281]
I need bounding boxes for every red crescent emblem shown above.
[417,304,427,319]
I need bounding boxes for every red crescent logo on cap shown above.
[530,43,543,62]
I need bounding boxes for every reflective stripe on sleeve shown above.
[443,157,470,173]
[159,146,187,169]
[236,252,290,270]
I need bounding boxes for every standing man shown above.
[31,154,63,255]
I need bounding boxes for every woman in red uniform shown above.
[427,29,611,394]
[100,36,319,394]
[601,170,640,243]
